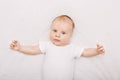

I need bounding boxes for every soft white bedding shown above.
[0,53,119,80]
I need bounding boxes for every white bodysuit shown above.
[39,41,83,80]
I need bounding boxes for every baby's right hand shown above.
[10,40,21,51]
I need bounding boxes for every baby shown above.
[10,15,105,80]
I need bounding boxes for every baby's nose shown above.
[55,33,60,37]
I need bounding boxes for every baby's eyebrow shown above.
[52,29,57,30]
[61,31,67,33]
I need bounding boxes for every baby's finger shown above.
[13,40,17,44]
[99,48,104,52]
[11,42,17,48]
[99,48,105,54]
[97,44,103,49]
[11,43,16,46]
[99,46,104,49]
[10,44,14,49]
[10,44,14,47]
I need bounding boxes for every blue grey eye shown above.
[61,32,66,34]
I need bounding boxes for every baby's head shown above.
[50,15,75,46]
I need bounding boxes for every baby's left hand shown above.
[96,44,105,54]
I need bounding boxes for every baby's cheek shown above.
[64,38,70,43]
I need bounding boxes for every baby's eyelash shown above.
[61,32,66,34]
[53,29,57,32]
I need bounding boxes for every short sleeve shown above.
[39,41,48,54]
[74,46,84,57]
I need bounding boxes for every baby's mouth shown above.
[54,39,60,42]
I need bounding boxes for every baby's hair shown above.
[52,15,75,29]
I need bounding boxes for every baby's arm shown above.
[81,44,105,57]
[10,40,41,55]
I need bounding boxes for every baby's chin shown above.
[52,41,69,46]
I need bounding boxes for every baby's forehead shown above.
[52,21,72,28]
[52,19,73,28]
[53,18,72,24]
[53,20,69,25]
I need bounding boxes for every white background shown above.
[0,0,119,80]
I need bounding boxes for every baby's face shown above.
[50,20,73,46]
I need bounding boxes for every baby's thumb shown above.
[97,44,100,48]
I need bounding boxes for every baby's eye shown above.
[53,29,57,32]
[61,32,66,35]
